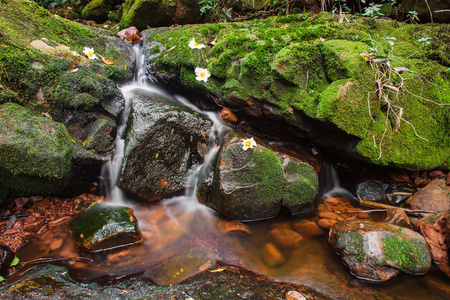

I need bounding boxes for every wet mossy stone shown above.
[207,130,318,221]
[0,102,73,195]
[143,14,450,170]
[329,220,431,282]
[69,202,142,252]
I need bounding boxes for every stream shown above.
[13,44,450,300]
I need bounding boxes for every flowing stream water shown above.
[15,44,450,299]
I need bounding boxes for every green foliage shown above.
[33,0,80,9]
[361,3,383,18]
[199,0,233,22]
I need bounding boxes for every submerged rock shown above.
[329,220,431,282]
[406,179,450,212]
[418,211,450,277]
[119,90,213,200]
[204,130,318,221]
[68,203,142,252]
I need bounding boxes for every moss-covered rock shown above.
[82,0,123,23]
[0,0,135,196]
[329,220,431,282]
[0,102,73,196]
[143,14,450,170]
[205,130,318,221]
[68,202,142,252]
[120,0,201,31]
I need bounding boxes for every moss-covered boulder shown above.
[68,202,142,252]
[118,90,213,200]
[119,0,202,31]
[0,0,135,197]
[143,14,450,170]
[82,0,124,23]
[329,220,431,282]
[0,102,73,197]
[205,130,319,221]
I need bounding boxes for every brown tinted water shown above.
[16,196,450,300]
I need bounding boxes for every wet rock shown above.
[217,218,251,234]
[269,228,303,248]
[406,179,450,212]
[117,26,141,45]
[0,245,14,275]
[329,220,431,282]
[119,91,213,200]
[417,211,450,277]
[261,242,285,267]
[286,290,307,300]
[385,184,415,205]
[292,219,325,237]
[220,108,237,123]
[383,207,412,229]
[68,203,142,252]
[205,130,318,221]
[356,180,389,202]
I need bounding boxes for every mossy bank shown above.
[144,14,450,170]
[0,0,135,199]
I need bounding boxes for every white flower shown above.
[195,67,210,82]
[189,38,205,49]
[83,47,98,60]
[242,138,257,150]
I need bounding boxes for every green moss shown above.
[339,231,366,264]
[382,235,430,271]
[282,160,318,208]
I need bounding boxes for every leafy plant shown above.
[198,0,233,22]
[361,3,384,18]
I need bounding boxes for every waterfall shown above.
[101,43,226,209]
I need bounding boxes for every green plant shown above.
[199,0,233,22]
[406,10,419,24]
[361,3,383,18]
[33,0,81,9]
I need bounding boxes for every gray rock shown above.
[329,220,431,282]
[119,90,213,200]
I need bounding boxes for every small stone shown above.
[318,212,338,220]
[218,218,251,234]
[317,218,338,229]
[220,108,237,122]
[15,197,29,208]
[286,290,306,300]
[23,217,46,232]
[117,26,141,44]
[429,170,443,178]
[292,220,325,237]
[49,238,63,251]
[384,208,412,229]
[261,243,285,267]
[269,228,303,248]
[324,197,339,206]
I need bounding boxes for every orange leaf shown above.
[201,130,206,141]
[70,60,78,68]
[158,178,170,187]
[82,139,87,147]
[102,56,115,65]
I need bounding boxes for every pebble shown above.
[261,243,285,267]
[269,228,303,249]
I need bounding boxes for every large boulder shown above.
[119,90,213,200]
[0,103,73,197]
[119,0,202,31]
[82,0,124,23]
[329,220,432,282]
[143,14,450,170]
[203,130,319,221]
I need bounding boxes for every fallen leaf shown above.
[70,68,78,73]
[201,130,206,140]
[102,56,114,65]
[158,178,170,187]
[320,37,327,42]
[209,267,227,273]
[280,25,289,29]
[167,46,176,52]
[70,60,78,68]
[82,139,87,147]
